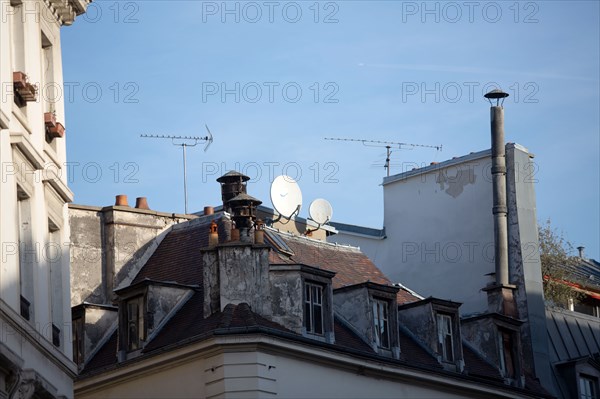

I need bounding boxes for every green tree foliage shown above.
[538,219,583,307]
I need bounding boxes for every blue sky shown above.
[61,1,599,258]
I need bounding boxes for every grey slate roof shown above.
[546,307,600,397]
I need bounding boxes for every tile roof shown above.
[82,330,117,374]
[462,344,502,380]
[268,232,392,289]
[132,217,231,286]
[397,328,441,369]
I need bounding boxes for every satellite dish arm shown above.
[266,204,300,226]
[304,216,330,236]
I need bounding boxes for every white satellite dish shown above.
[270,175,302,219]
[309,198,333,225]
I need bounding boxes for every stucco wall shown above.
[0,1,88,396]
[75,341,518,399]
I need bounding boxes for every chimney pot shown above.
[254,219,265,244]
[204,206,214,216]
[115,194,129,207]
[209,221,219,246]
[135,197,150,210]
[578,246,585,258]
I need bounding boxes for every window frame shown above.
[304,281,324,335]
[372,298,390,349]
[498,327,518,379]
[125,295,146,352]
[580,374,599,399]
[437,313,455,363]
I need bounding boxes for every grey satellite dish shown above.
[270,175,302,220]
[309,199,333,225]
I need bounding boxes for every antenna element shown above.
[141,125,214,213]
[324,137,442,177]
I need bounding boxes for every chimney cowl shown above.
[228,193,262,229]
[217,171,250,213]
[216,170,250,183]
[577,246,585,259]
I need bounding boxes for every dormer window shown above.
[373,298,390,349]
[437,313,454,363]
[126,296,145,351]
[304,282,324,335]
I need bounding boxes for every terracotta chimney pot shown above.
[115,194,129,207]
[135,197,150,210]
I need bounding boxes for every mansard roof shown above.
[78,214,550,397]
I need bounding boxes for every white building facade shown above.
[330,144,554,394]
[1,1,88,397]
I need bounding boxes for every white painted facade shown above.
[329,143,554,392]
[331,146,537,315]
[0,1,88,397]
[75,335,537,399]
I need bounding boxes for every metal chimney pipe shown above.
[577,246,585,259]
[485,89,510,286]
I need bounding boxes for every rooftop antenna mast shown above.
[141,125,213,214]
[324,137,442,177]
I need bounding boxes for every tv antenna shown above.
[141,125,213,214]
[324,137,442,177]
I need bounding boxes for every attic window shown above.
[580,375,598,399]
[373,298,390,349]
[126,296,145,351]
[437,313,454,363]
[304,282,323,335]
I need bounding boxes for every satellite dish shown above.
[270,175,302,219]
[309,199,333,225]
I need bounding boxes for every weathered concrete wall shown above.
[146,286,191,339]
[461,317,501,367]
[69,204,193,306]
[397,302,437,355]
[203,243,272,318]
[218,245,272,316]
[202,250,220,317]
[333,287,373,346]
[70,206,104,305]
[83,307,117,365]
[269,269,304,334]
